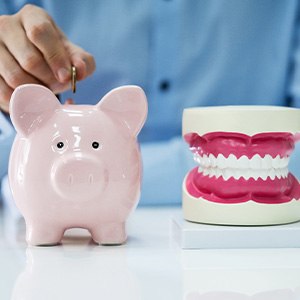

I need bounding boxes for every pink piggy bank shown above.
[9,84,147,246]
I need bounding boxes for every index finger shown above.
[20,7,71,83]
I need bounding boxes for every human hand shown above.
[0,4,96,113]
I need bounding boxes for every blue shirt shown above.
[1,0,300,205]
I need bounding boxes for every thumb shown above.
[64,98,74,105]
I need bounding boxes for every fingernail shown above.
[50,82,67,93]
[64,98,74,105]
[57,68,70,82]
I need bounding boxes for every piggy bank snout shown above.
[52,156,108,200]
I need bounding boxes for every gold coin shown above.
[71,66,76,93]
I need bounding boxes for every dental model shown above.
[183,106,300,225]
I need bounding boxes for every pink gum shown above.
[184,132,295,158]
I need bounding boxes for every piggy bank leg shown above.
[26,222,64,246]
[91,222,127,245]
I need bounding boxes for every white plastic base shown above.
[172,212,300,249]
[183,179,300,226]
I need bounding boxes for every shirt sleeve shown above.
[287,4,300,107]
[1,1,14,14]
[288,141,300,184]
[139,136,195,206]
[1,1,43,14]
[1,1,21,14]
[285,5,300,180]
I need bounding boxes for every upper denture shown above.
[185,132,295,159]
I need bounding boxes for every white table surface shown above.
[1,205,300,300]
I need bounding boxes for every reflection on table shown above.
[1,206,300,300]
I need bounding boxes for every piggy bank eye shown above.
[92,141,100,149]
[57,142,64,149]
[52,139,68,153]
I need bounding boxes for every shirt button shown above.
[159,80,171,92]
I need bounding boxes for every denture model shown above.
[182,106,300,225]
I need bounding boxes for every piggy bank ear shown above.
[10,84,60,136]
[97,85,148,136]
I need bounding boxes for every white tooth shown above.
[276,169,282,179]
[241,169,249,180]
[261,157,267,169]
[278,157,284,168]
[194,154,201,165]
[216,168,222,179]
[269,169,276,180]
[252,170,260,180]
[203,155,210,167]
[198,166,203,173]
[237,155,249,169]
[232,169,241,180]
[228,154,237,168]
[280,157,289,168]
[260,170,268,181]
[237,170,243,180]
[272,155,281,169]
[217,154,228,169]
[262,155,273,169]
[250,154,261,170]
[193,153,201,164]
[283,168,289,178]
[231,169,236,179]
[222,169,231,181]
[209,154,217,167]
[203,168,210,176]
[208,168,214,178]
[231,169,238,180]
[198,157,203,166]
[199,155,204,167]
[218,169,223,179]
[213,168,219,178]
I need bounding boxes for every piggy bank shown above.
[183,106,300,225]
[9,84,147,246]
